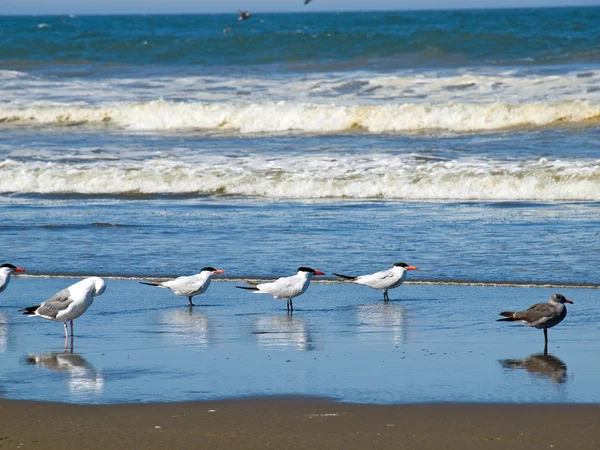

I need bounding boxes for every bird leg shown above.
[384,290,389,301]
[70,320,74,337]
[544,328,548,344]
[544,340,548,356]
[188,296,195,306]
[63,322,69,338]
[290,298,293,312]
[286,299,290,311]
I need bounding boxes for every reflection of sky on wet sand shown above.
[0,313,8,353]
[26,349,104,398]
[356,302,407,345]
[500,353,568,384]
[254,314,314,351]
[1,279,599,404]
[161,306,211,347]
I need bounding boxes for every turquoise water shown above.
[3,9,600,71]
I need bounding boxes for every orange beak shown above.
[15,268,26,273]
[313,270,325,276]
[213,269,225,275]
[565,299,573,304]
[406,266,418,271]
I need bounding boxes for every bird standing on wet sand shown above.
[140,267,225,306]
[497,293,573,353]
[238,10,251,21]
[0,263,26,294]
[333,262,418,301]
[19,277,106,338]
[236,267,325,312]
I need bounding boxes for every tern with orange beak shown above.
[333,262,418,301]
[0,263,26,294]
[498,293,573,351]
[236,267,325,312]
[141,267,225,306]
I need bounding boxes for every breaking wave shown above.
[2,100,600,134]
[1,157,599,200]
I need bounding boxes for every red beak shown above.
[15,268,26,273]
[406,266,418,271]
[313,270,325,276]
[565,299,573,304]
[213,269,225,275]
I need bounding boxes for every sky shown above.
[2,0,599,15]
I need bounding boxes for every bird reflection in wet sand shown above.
[161,305,211,347]
[356,302,408,345]
[0,312,8,353]
[254,314,314,351]
[500,353,568,384]
[25,342,104,396]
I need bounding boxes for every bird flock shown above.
[0,262,574,351]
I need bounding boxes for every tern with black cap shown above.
[236,267,325,312]
[333,262,418,301]
[140,267,225,306]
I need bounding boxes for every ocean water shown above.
[2,9,600,282]
[0,8,599,403]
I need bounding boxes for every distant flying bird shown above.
[0,263,25,294]
[238,10,251,21]
[20,277,106,338]
[140,267,225,306]
[497,293,573,349]
[236,267,325,311]
[333,262,418,301]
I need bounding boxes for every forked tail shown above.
[236,286,259,291]
[497,311,518,322]
[19,305,41,316]
[332,272,357,280]
[140,281,160,287]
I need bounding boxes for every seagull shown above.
[238,10,251,21]
[0,263,26,294]
[497,293,573,352]
[140,267,225,306]
[333,262,418,301]
[19,277,106,338]
[236,267,325,311]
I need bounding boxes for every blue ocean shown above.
[0,7,599,405]
[2,8,600,283]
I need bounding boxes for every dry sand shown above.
[1,397,599,449]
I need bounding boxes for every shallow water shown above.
[0,278,596,404]
[1,196,599,285]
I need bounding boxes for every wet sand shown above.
[1,398,599,449]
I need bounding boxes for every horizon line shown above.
[2,4,600,17]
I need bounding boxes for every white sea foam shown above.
[1,156,599,200]
[2,99,600,133]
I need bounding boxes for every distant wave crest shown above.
[2,100,600,133]
[1,157,599,200]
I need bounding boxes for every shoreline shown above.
[12,274,600,289]
[1,397,600,449]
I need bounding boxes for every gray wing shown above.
[36,288,73,319]
[517,303,556,322]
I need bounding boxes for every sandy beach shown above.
[1,398,599,449]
